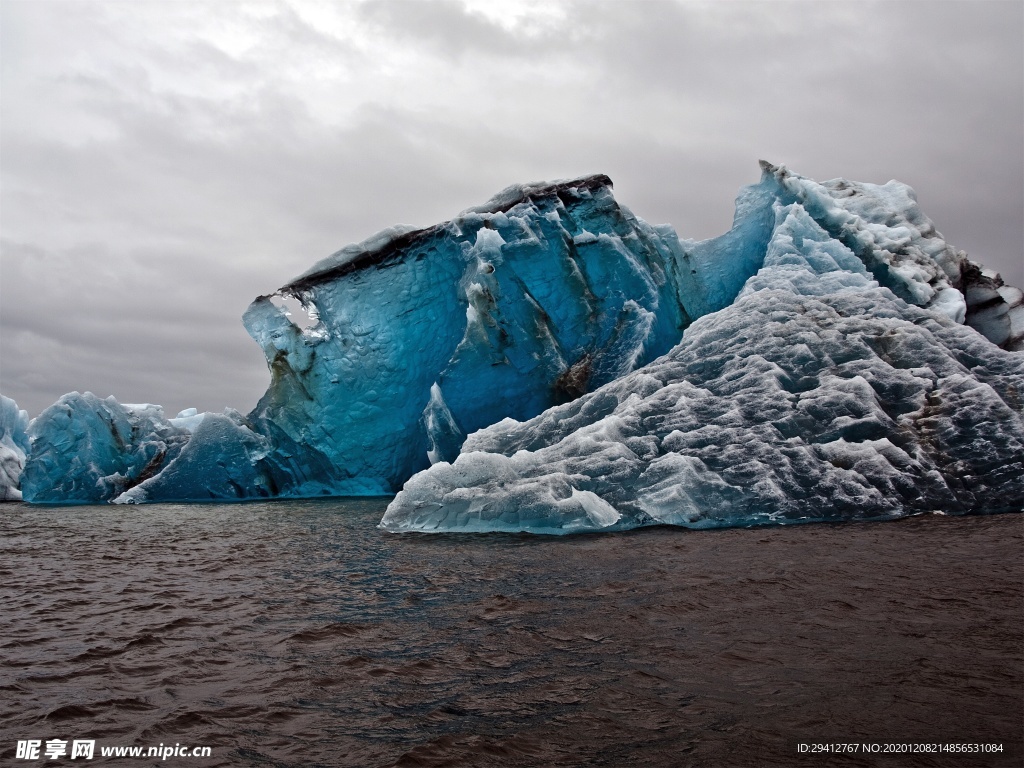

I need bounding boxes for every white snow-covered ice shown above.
[380,167,1024,533]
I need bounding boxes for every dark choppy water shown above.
[1,500,1021,767]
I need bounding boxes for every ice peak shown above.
[460,173,614,216]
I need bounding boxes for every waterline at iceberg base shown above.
[9,163,1024,533]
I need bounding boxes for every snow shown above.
[170,407,206,433]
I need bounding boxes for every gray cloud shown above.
[2,0,1020,418]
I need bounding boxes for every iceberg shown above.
[20,393,275,504]
[0,395,30,501]
[239,174,695,496]
[113,410,272,504]
[20,393,192,504]
[380,165,1024,533]
[16,164,1024,510]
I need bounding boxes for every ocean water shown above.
[1,500,1020,767]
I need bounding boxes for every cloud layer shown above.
[2,0,1021,417]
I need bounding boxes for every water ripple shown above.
[0,500,1020,766]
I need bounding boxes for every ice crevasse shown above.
[10,162,1024,520]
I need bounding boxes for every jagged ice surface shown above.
[381,189,1024,533]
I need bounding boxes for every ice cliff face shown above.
[380,165,1024,533]
[239,175,692,496]
[0,395,30,501]
[16,164,1024,510]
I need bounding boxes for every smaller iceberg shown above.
[113,410,272,504]
[20,393,192,504]
[19,392,276,504]
[0,395,30,501]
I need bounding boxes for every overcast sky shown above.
[2,0,1021,418]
